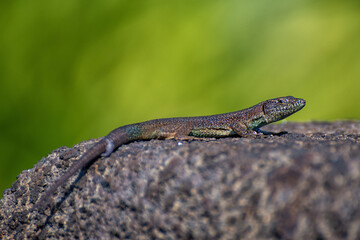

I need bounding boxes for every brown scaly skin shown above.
[35,96,305,209]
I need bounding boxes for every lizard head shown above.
[263,96,306,123]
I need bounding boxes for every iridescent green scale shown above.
[189,128,236,138]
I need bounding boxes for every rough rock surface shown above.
[1,121,360,240]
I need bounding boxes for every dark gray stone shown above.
[1,121,360,239]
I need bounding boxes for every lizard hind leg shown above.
[169,124,203,141]
[173,127,215,141]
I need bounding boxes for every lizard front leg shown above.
[230,122,259,138]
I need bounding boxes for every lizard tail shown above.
[34,139,108,209]
[34,124,143,210]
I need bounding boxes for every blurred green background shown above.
[1,0,359,195]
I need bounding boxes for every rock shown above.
[1,121,360,239]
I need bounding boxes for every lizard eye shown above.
[278,98,288,103]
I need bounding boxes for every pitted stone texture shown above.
[1,121,360,240]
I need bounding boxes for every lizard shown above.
[35,96,305,209]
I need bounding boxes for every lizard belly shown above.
[189,128,236,138]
